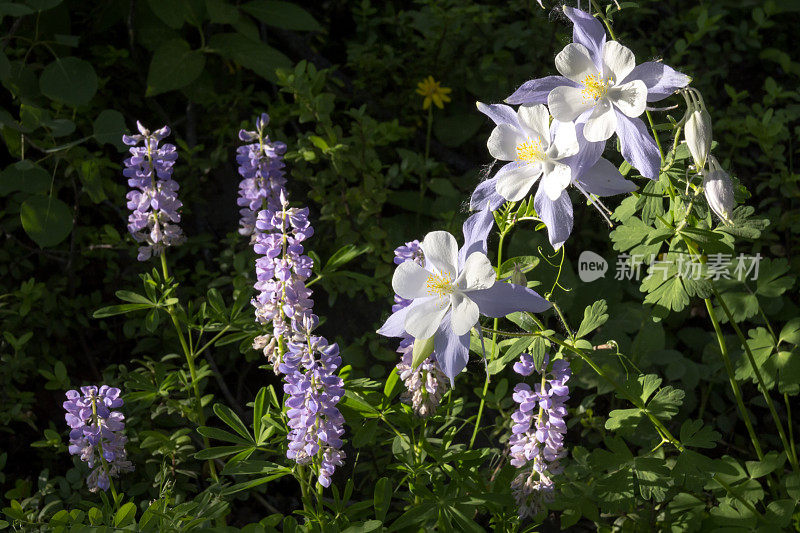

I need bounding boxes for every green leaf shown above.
[373,477,391,523]
[147,0,185,28]
[93,109,127,151]
[206,0,239,23]
[39,57,97,106]
[433,113,483,148]
[20,195,73,247]
[0,161,50,196]
[93,303,153,318]
[634,456,670,501]
[388,502,436,532]
[194,445,250,460]
[116,290,153,304]
[755,258,795,298]
[576,300,609,338]
[779,318,800,345]
[745,451,785,479]
[209,32,291,83]
[114,502,136,527]
[146,38,206,96]
[605,408,643,432]
[647,386,684,420]
[486,337,529,375]
[323,244,370,273]
[241,0,320,31]
[679,419,720,449]
[221,460,285,475]
[197,426,252,445]
[213,403,253,442]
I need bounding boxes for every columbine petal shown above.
[549,121,579,160]
[623,61,690,101]
[470,175,506,211]
[575,158,636,196]
[404,297,449,340]
[487,124,525,161]
[602,41,636,83]
[583,98,617,142]
[458,204,495,269]
[468,282,552,317]
[554,43,599,84]
[477,102,520,128]
[450,292,480,336]
[506,76,579,105]
[615,111,660,180]
[548,85,594,123]
[392,261,433,300]
[517,104,550,144]
[542,162,572,201]
[534,185,573,249]
[433,315,470,385]
[608,79,647,118]
[458,252,496,291]
[497,163,543,202]
[420,231,458,278]
[563,6,606,69]
[377,304,412,337]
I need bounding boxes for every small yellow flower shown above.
[415,76,452,110]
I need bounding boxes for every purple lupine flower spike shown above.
[64,385,133,492]
[242,114,346,487]
[509,353,571,518]
[122,122,185,261]
[236,113,287,237]
[278,313,346,488]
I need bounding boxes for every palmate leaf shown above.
[679,419,720,449]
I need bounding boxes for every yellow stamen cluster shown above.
[425,272,455,298]
[581,74,611,101]
[516,138,545,164]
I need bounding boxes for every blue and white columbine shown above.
[506,6,690,180]
[378,207,551,383]
[471,103,636,249]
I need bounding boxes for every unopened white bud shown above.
[685,108,712,170]
[703,168,735,224]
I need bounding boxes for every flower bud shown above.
[685,108,712,170]
[510,264,527,286]
[703,169,734,224]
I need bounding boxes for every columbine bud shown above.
[703,168,735,224]
[510,264,527,286]
[685,108,712,170]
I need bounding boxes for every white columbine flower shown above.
[548,41,648,142]
[392,231,496,339]
[485,104,580,202]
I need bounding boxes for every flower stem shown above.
[160,252,219,482]
[712,286,799,473]
[703,297,765,462]
[469,229,508,449]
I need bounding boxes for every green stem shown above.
[160,252,219,482]
[786,393,798,466]
[469,229,508,449]
[713,286,799,473]
[703,297,765,462]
